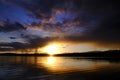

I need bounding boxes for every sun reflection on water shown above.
[38,56,110,73]
[0,56,113,74]
[47,56,55,65]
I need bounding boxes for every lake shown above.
[0,56,120,80]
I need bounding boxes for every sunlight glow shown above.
[43,43,60,55]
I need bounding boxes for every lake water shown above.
[0,56,120,80]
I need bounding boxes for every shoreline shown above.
[0,50,119,58]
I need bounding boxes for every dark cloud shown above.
[0,0,120,51]
[23,35,54,48]
[0,42,26,51]
[0,20,26,32]
[91,14,120,44]
[0,34,58,51]
[0,0,64,18]
[9,37,16,39]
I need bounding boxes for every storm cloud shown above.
[0,20,26,32]
[0,0,120,51]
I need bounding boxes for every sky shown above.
[0,0,120,53]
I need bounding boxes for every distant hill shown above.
[55,50,120,58]
[0,50,120,58]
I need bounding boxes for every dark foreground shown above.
[0,56,120,80]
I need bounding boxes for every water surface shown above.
[0,56,120,80]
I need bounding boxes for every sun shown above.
[43,43,60,55]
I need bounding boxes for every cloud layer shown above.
[0,0,120,51]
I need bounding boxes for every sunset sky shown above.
[0,0,120,53]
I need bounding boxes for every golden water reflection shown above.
[36,56,111,73]
[1,56,120,74]
[47,56,55,65]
